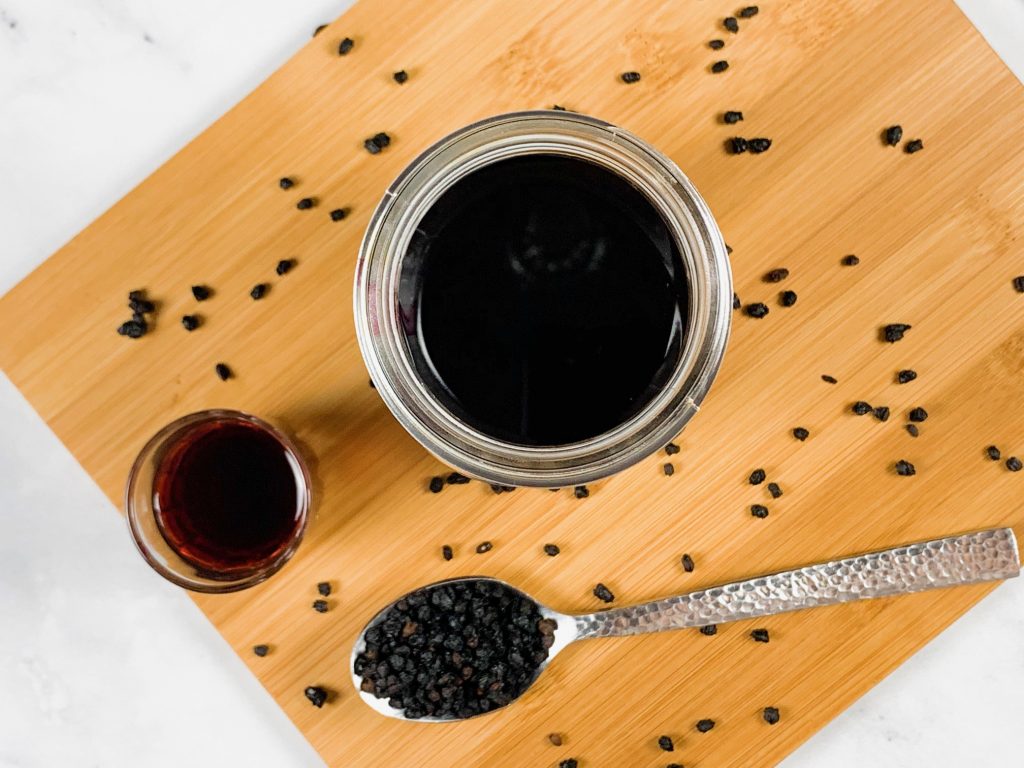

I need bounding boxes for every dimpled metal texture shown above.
[573,529,1020,640]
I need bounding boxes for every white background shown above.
[1,1,1022,766]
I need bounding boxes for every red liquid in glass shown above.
[153,419,303,575]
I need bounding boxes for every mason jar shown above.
[354,111,731,488]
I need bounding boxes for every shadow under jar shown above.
[126,410,311,592]
[355,111,731,488]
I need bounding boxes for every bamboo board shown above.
[2,0,1023,765]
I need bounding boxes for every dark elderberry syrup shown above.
[399,154,688,446]
[152,418,304,575]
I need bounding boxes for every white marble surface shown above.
[1,1,1022,766]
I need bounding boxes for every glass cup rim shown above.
[354,111,732,488]
[125,409,312,593]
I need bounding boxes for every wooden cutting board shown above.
[2,0,1023,765]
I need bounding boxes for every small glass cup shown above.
[126,409,311,593]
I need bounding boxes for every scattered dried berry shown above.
[317,582,332,597]
[1014,276,1024,293]
[552,105,567,111]
[748,137,772,153]
[873,406,890,422]
[250,283,268,300]
[621,71,642,84]
[330,208,348,222]
[363,132,392,154]
[393,70,408,84]
[842,254,860,266]
[476,541,493,554]
[304,686,328,707]
[749,468,766,485]
[750,504,769,518]
[548,733,563,746]
[313,599,329,613]
[429,476,444,493]
[724,16,739,32]
[763,706,781,725]
[663,463,675,476]
[191,285,211,301]
[764,268,790,283]
[117,319,147,339]
[751,628,770,643]
[181,314,199,331]
[1007,457,1023,472]
[709,39,725,50]
[726,244,734,254]
[681,553,695,573]
[659,735,675,752]
[745,302,769,318]
[723,110,744,124]
[986,445,1001,461]
[447,472,470,485]
[897,369,917,384]
[593,583,615,603]
[665,442,680,455]
[884,125,903,146]
[908,407,928,422]
[296,197,316,210]
[276,259,294,276]
[733,292,741,309]
[905,424,919,437]
[544,544,560,557]
[852,401,872,415]
[279,177,295,190]
[127,289,145,302]
[253,644,269,657]
[712,60,730,73]
[696,719,716,732]
[338,37,354,55]
[574,485,589,499]
[730,137,749,154]
[215,363,232,380]
[821,375,838,384]
[780,290,798,307]
[793,427,809,441]
[738,5,760,17]
[129,297,155,314]
[904,139,924,154]
[442,545,453,560]
[313,24,328,37]
[767,482,783,499]
[895,459,916,476]
[559,761,578,768]
[883,323,912,342]
[700,624,718,636]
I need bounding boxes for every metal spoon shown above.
[351,527,1019,721]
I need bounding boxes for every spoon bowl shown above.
[350,528,1019,722]
[349,576,576,722]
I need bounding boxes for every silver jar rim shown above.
[354,111,731,488]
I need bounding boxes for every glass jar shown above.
[355,111,731,488]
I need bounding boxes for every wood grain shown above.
[2,0,1023,765]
